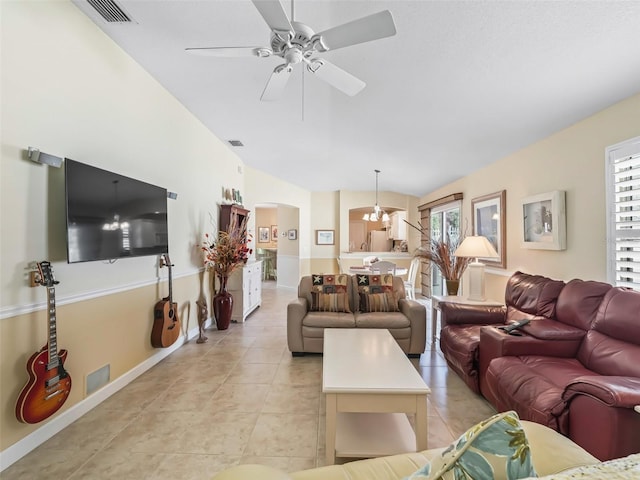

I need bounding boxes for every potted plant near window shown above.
[201,216,252,330]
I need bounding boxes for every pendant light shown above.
[363,169,390,222]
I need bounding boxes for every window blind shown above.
[608,139,640,291]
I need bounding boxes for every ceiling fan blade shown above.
[314,10,397,51]
[251,0,292,35]
[185,47,271,58]
[307,58,365,96]
[260,65,292,101]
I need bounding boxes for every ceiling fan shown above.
[186,0,397,101]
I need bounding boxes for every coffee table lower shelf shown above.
[335,412,417,459]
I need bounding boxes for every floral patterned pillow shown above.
[405,411,536,480]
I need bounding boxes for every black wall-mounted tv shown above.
[65,159,168,263]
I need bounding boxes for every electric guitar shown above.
[16,261,72,424]
[151,253,181,348]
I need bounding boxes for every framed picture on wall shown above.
[472,190,507,268]
[316,229,335,245]
[288,229,297,240]
[271,225,278,242]
[521,190,566,250]
[258,227,270,243]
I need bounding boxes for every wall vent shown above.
[228,140,244,147]
[86,364,110,395]
[87,0,132,23]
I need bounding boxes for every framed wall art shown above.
[288,229,297,240]
[521,190,566,250]
[271,225,278,242]
[472,190,506,268]
[316,229,335,245]
[258,227,269,243]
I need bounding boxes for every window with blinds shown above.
[606,137,640,291]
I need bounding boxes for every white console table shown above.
[228,260,262,322]
[430,295,503,343]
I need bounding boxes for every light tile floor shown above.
[2,283,495,479]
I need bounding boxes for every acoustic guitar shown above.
[16,261,72,424]
[151,253,181,348]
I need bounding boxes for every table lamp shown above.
[454,236,499,301]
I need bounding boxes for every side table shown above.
[430,295,504,343]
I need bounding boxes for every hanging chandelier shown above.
[363,169,390,222]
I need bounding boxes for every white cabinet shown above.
[388,211,408,241]
[228,260,262,323]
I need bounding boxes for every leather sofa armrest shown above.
[287,297,309,353]
[440,303,506,327]
[399,298,427,354]
[213,464,292,480]
[563,376,640,408]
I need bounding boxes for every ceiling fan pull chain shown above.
[301,67,305,122]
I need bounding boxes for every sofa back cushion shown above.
[299,274,358,313]
[505,271,565,319]
[555,279,612,331]
[577,288,640,377]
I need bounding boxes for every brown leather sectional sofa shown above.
[438,271,640,461]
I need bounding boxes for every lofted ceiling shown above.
[71,0,640,197]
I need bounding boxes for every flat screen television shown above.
[65,159,168,263]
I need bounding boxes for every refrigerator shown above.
[368,231,393,252]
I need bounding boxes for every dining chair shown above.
[370,260,396,274]
[404,258,420,300]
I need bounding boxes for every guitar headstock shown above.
[36,261,58,287]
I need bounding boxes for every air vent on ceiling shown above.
[87,0,132,23]
[228,140,244,147]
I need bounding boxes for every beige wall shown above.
[0,1,243,454]
[255,207,278,249]
[419,93,640,300]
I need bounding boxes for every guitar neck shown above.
[47,286,59,368]
[168,263,173,303]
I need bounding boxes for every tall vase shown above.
[446,279,460,296]
[213,275,233,330]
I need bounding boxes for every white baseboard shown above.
[0,318,212,472]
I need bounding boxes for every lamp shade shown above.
[454,236,499,259]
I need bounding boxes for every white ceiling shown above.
[71,0,640,197]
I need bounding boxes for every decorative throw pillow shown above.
[359,292,399,312]
[522,453,640,480]
[311,274,349,294]
[404,411,537,480]
[310,291,351,313]
[355,273,395,294]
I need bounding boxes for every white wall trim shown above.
[0,317,212,472]
[0,268,203,321]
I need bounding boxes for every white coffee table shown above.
[322,329,431,464]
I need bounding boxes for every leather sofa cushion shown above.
[354,312,410,329]
[486,356,595,433]
[505,271,565,318]
[554,279,612,331]
[302,312,356,328]
[576,288,640,377]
